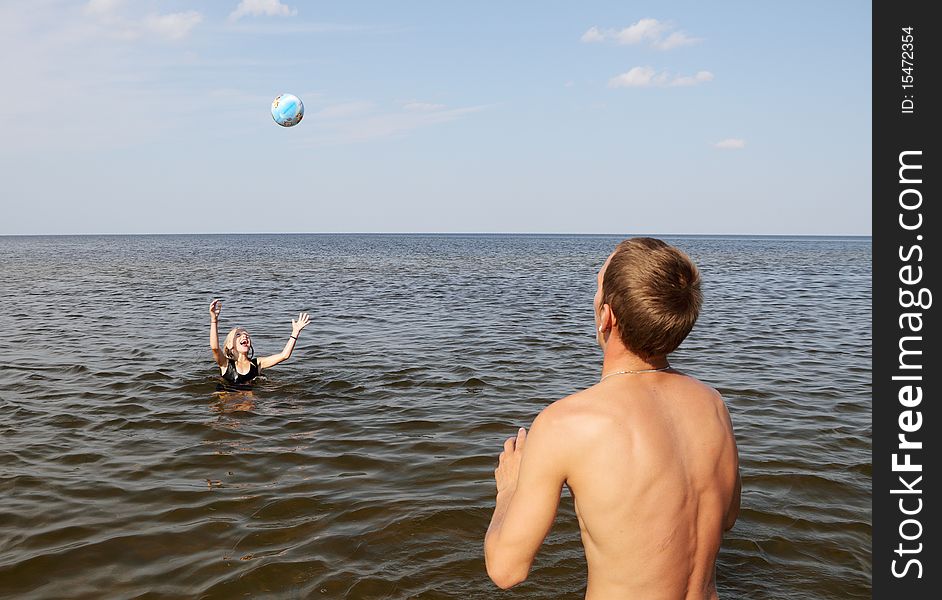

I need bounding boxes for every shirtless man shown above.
[484,237,741,599]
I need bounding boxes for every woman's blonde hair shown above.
[223,327,254,360]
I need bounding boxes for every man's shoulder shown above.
[524,390,608,469]
[671,371,727,410]
[531,387,613,441]
[532,373,724,434]
[681,369,724,392]
[538,386,597,418]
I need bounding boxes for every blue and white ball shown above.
[271,93,304,127]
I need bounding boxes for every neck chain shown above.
[600,364,671,382]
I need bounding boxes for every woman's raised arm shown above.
[258,312,310,369]
[209,299,227,367]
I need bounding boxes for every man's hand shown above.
[495,427,527,494]
[485,420,563,589]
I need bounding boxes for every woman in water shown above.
[209,299,310,388]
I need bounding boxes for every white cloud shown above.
[670,70,714,86]
[82,1,203,40]
[608,67,713,88]
[654,31,701,51]
[580,26,605,43]
[143,12,203,40]
[608,66,658,88]
[581,18,702,50]
[714,138,746,149]
[614,18,668,45]
[84,0,123,17]
[229,0,297,22]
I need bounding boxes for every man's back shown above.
[545,371,739,599]
[484,239,738,597]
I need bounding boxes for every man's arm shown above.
[722,399,741,532]
[725,467,741,531]
[484,409,568,589]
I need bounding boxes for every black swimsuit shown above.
[221,358,260,387]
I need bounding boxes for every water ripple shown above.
[0,234,871,598]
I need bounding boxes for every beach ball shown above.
[271,93,304,127]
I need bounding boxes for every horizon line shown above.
[0,231,873,238]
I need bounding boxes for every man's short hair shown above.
[602,237,702,359]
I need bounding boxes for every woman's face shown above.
[232,330,252,356]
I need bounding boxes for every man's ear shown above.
[599,303,614,334]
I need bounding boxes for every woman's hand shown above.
[258,312,311,370]
[291,312,310,336]
[209,299,226,367]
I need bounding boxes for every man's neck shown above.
[600,337,669,379]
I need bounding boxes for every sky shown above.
[0,0,872,235]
